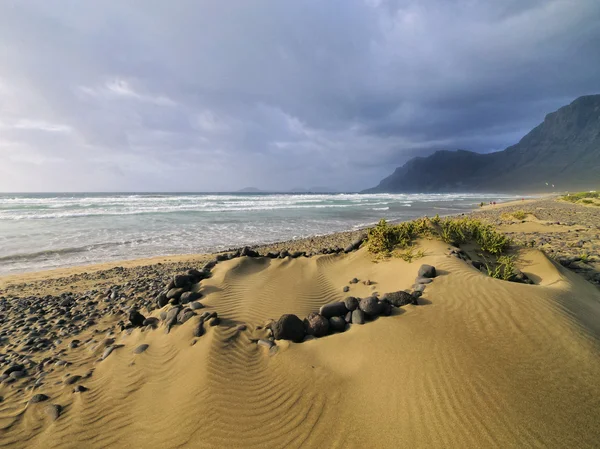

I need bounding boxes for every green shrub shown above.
[485,255,516,281]
[512,210,527,220]
[366,216,510,257]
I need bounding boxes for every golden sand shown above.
[2,236,600,448]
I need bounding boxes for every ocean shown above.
[0,192,525,275]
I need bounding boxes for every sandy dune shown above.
[2,239,600,448]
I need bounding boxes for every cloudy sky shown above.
[1,0,599,192]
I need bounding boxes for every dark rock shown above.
[73,385,88,393]
[64,375,82,385]
[166,288,185,300]
[380,299,393,316]
[45,404,62,421]
[272,314,305,342]
[10,371,27,379]
[128,310,146,327]
[241,246,259,257]
[343,297,359,311]
[193,319,205,337]
[155,292,169,308]
[267,251,280,258]
[304,313,330,337]
[359,296,381,317]
[133,344,149,354]
[349,278,359,284]
[291,251,305,258]
[142,317,159,327]
[188,268,208,281]
[344,312,352,323]
[173,274,193,288]
[180,291,202,304]
[177,309,195,324]
[165,307,180,326]
[319,302,349,318]
[279,250,290,258]
[209,317,220,327]
[4,364,24,376]
[329,316,346,332]
[344,234,366,253]
[202,260,217,271]
[30,393,49,403]
[342,286,350,293]
[418,264,437,278]
[351,309,365,325]
[382,290,414,307]
[189,301,204,310]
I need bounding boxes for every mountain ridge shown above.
[365,95,600,193]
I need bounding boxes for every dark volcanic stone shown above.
[319,302,349,318]
[382,291,414,307]
[30,393,49,404]
[272,314,305,343]
[166,288,185,300]
[209,317,220,327]
[155,293,169,308]
[351,309,365,325]
[133,344,149,354]
[329,316,346,333]
[190,301,204,310]
[342,286,350,293]
[418,264,437,278]
[173,274,193,288]
[64,375,82,385]
[45,404,62,421]
[73,385,88,393]
[128,310,146,327]
[304,313,330,338]
[4,364,25,376]
[241,246,259,257]
[180,291,202,304]
[193,319,205,337]
[343,296,359,311]
[359,296,381,317]
[143,317,159,327]
[380,299,393,316]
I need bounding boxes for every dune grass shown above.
[561,191,600,206]
[366,216,510,257]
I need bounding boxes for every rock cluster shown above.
[269,265,435,342]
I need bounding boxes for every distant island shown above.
[365,94,600,193]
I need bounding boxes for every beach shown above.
[1,196,600,448]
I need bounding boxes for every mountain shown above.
[236,187,266,193]
[365,95,600,193]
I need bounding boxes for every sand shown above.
[2,200,600,448]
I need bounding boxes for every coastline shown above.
[0,194,564,295]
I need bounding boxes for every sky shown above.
[0,0,599,192]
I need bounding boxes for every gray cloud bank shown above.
[1,0,599,192]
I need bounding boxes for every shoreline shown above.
[0,194,560,292]
[0,194,551,281]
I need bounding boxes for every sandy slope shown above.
[2,239,600,448]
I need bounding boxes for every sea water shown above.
[0,192,525,274]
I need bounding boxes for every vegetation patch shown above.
[561,191,600,206]
[366,216,510,257]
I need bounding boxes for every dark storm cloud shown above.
[0,0,599,192]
